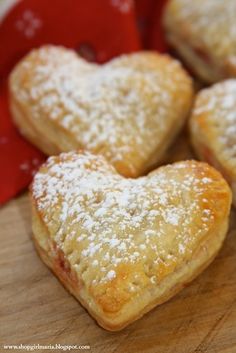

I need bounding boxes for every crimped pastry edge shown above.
[31,198,229,331]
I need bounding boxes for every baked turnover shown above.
[190,79,236,207]
[163,0,236,83]
[9,45,193,177]
[31,151,231,331]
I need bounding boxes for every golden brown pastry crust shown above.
[9,45,193,177]
[31,151,231,330]
[190,79,236,207]
[163,0,236,83]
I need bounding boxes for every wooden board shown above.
[1,134,236,353]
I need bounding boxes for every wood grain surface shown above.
[1,133,236,353]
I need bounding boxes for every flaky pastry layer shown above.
[163,0,236,83]
[31,151,231,330]
[9,45,193,177]
[190,80,236,207]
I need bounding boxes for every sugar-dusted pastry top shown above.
[190,80,236,177]
[10,45,193,177]
[164,0,236,80]
[190,79,236,206]
[31,151,231,322]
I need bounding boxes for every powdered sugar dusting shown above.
[193,79,236,164]
[11,45,192,176]
[106,270,117,281]
[168,0,236,65]
[32,151,216,285]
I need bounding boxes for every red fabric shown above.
[135,0,167,51]
[0,0,168,205]
[0,82,45,204]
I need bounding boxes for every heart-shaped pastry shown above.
[164,0,236,83]
[31,151,231,331]
[190,79,236,207]
[9,45,193,177]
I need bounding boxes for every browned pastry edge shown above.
[163,3,236,84]
[9,45,194,178]
[190,127,236,208]
[32,199,229,331]
[10,93,192,178]
[10,96,69,156]
[163,31,226,84]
